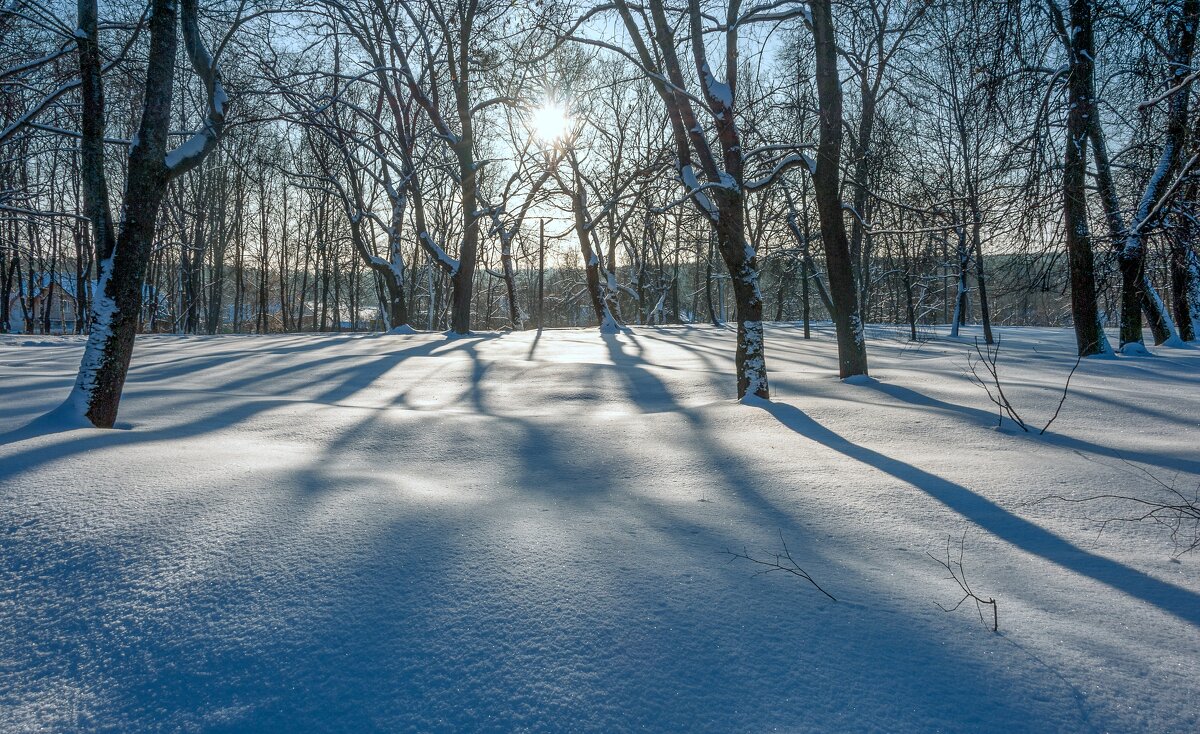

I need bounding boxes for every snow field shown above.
[1,324,1197,732]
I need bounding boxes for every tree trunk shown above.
[1062,0,1111,356]
[811,0,869,377]
[0,247,13,333]
[718,212,769,398]
[971,214,994,344]
[1170,240,1200,341]
[950,221,969,338]
[69,0,226,425]
[69,0,178,426]
[1075,0,1192,349]
[567,177,620,332]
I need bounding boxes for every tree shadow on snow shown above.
[858,379,1200,477]
[0,335,495,475]
[748,397,1200,627]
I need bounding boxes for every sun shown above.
[530,101,571,143]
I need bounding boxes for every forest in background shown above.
[3,0,1200,424]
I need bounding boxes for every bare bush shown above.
[966,336,1082,435]
[1041,454,1200,557]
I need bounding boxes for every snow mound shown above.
[1120,341,1153,356]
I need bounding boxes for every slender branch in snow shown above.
[928,533,997,632]
[723,531,837,601]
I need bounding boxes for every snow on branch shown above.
[164,0,227,177]
[0,78,84,146]
[744,152,816,191]
[562,33,714,113]
[0,45,74,81]
[652,163,722,220]
[1139,69,1200,111]
[703,1,813,33]
[420,231,460,274]
[0,0,149,147]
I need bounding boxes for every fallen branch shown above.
[724,531,837,601]
[1039,453,1200,556]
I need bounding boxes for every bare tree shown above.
[811,0,869,377]
[65,0,230,427]
[1054,0,1112,356]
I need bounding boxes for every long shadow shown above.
[859,379,1200,476]
[598,332,828,563]
[0,335,496,474]
[749,398,1200,626]
[215,336,456,395]
[600,333,686,413]
[451,337,494,414]
[56,334,360,390]
[0,395,293,477]
[525,327,543,361]
[1,329,1149,730]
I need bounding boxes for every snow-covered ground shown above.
[1,324,1197,732]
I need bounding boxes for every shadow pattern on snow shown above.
[747,395,1200,627]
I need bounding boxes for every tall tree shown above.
[68,0,229,426]
[811,0,870,377]
[1057,0,1111,356]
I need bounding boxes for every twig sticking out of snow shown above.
[724,531,837,601]
[965,336,1083,435]
[967,337,1026,431]
[928,532,998,632]
[1041,351,1084,435]
[1039,453,1200,557]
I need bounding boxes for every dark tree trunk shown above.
[1072,0,1193,348]
[811,0,868,377]
[1170,239,1200,341]
[1171,181,1200,341]
[705,233,718,326]
[566,173,618,331]
[0,247,13,333]
[69,0,226,426]
[182,166,208,334]
[1061,0,1110,356]
[1116,0,1198,348]
[951,221,969,336]
[971,216,994,344]
[774,257,788,322]
[500,244,519,329]
[70,0,178,426]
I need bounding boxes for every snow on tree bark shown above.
[68,0,227,427]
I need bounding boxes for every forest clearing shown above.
[2,325,1197,731]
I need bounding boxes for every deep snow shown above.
[1,324,1197,732]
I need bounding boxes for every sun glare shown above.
[531,101,570,143]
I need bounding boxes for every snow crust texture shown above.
[1,325,1198,732]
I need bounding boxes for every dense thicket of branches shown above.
[3,0,1199,416]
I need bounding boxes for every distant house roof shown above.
[10,272,79,300]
